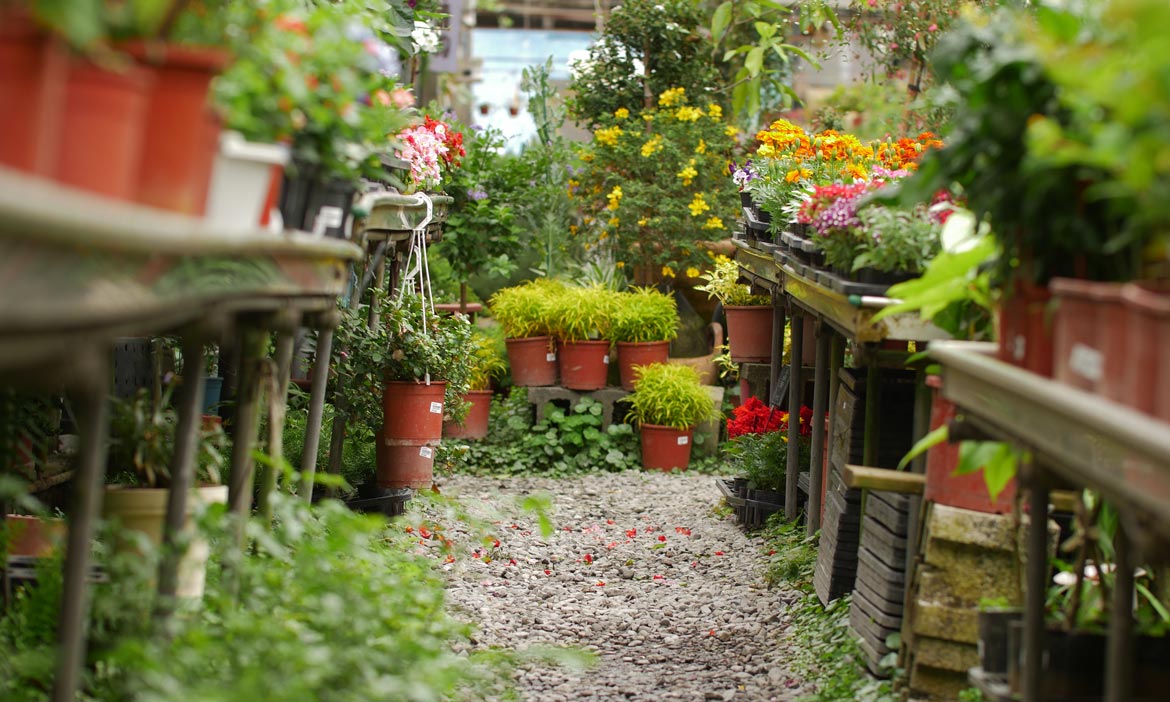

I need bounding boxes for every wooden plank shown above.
[845,464,926,494]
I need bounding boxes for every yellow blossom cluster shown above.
[695,139,707,155]
[595,125,623,147]
[641,135,663,158]
[677,161,698,186]
[707,104,723,120]
[702,216,725,230]
[614,107,630,120]
[675,106,704,122]
[658,87,686,107]
[688,193,710,217]
[752,118,945,183]
[606,185,623,210]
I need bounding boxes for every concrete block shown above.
[909,661,970,701]
[927,504,1019,552]
[917,565,1022,611]
[912,600,979,644]
[527,386,629,429]
[912,635,979,673]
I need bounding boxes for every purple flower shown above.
[467,187,488,201]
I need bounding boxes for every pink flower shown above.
[928,23,938,32]
[391,88,415,109]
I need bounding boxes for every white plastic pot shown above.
[204,131,289,229]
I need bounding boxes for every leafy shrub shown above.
[488,279,566,339]
[625,364,719,429]
[610,287,680,343]
[544,285,621,342]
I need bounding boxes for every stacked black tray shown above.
[850,490,912,675]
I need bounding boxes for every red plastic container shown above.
[923,376,1015,513]
[996,279,1054,377]
[382,380,446,441]
[442,390,493,440]
[640,423,693,471]
[1122,284,1170,421]
[725,305,774,363]
[376,438,437,489]
[505,336,557,387]
[558,340,610,390]
[55,58,153,200]
[128,42,230,214]
[1050,278,1125,396]
[615,341,670,391]
[0,13,66,174]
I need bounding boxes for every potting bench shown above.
[931,341,1170,702]
[0,167,362,702]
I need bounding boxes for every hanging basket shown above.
[362,191,452,240]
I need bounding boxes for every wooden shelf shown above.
[733,239,783,290]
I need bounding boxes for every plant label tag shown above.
[317,206,344,228]
[1069,343,1103,382]
[419,446,434,459]
[603,355,610,364]
[429,402,443,414]
[677,436,689,446]
[546,353,556,362]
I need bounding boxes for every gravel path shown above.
[429,471,809,702]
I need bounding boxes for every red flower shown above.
[726,396,788,438]
[583,554,593,564]
[658,535,667,542]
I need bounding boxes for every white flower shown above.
[411,20,441,54]
[567,49,594,79]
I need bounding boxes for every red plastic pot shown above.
[442,390,493,440]
[1050,278,1125,396]
[725,305,774,363]
[615,341,670,391]
[0,12,66,175]
[55,58,153,200]
[1122,283,1170,421]
[640,423,694,471]
[376,438,437,489]
[127,42,230,214]
[558,340,611,390]
[505,336,557,387]
[996,279,1053,377]
[382,380,446,441]
[922,376,1015,513]
[4,514,66,558]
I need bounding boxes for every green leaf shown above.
[745,47,765,77]
[755,21,776,40]
[777,43,818,67]
[711,2,733,42]
[897,424,948,470]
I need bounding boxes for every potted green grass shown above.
[546,285,620,390]
[625,363,720,471]
[443,330,507,440]
[696,257,774,363]
[489,278,564,387]
[611,287,680,391]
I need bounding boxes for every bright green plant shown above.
[696,255,771,307]
[724,430,811,494]
[488,279,565,339]
[625,364,719,429]
[468,330,508,392]
[610,287,680,344]
[382,292,475,420]
[545,285,620,342]
[108,385,226,488]
[566,0,721,127]
[841,204,942,274]
[575,87,740,280]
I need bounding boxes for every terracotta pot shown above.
[0,12,66,174]
[505,336,557,387]
[382,380,446,441]
[922,376,1015,513]
[615,341,670,391]
[102,485,227,598]
[558,340,611,390]
[442,390,493,440]
[996,279,1053,377]
[640,423,693,471]
[1122,283,1170,420]
[127,42,230,214]
[4,514,66,558]
[1050,278,1125,396]
[725,305,774,363]
[376,438,437,489]
[55,58,153,200]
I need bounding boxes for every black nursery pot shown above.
[856,267,918,287]
[739,191,752,209]
[978,608,1022,676]
[303,178,356,239]
[278,159,316,232]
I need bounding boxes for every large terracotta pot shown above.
[1122,283,1170,421]
[442,390,493,440]
[55,58,153,200]
[558,340,610,390]
[1050,278,1125,397]
[922,376,1015,513]
[103,485,227,598]
[4,514,66,558]
[128,42,230,214]
[996,279,1053,377]
[640,423,693,471]
[725,305,774,363]
[505,336,557,387]
[376,438,437,489]
[0,12,66,174]
[615,341,670,391]
[382,380,446,441]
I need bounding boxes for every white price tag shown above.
[603,355,609,364]
[429,402,443,414]
[317,206,344,228]
[546,353,557,362]
[677,436,689,446]
[419,446,434,459]
[1069,343,1103,382]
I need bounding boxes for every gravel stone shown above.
[424,471,810,701]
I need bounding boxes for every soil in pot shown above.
[640,424,693,471]
[616,341,670,391]
[725,305,774,363]
[558,340,610,391]
[55,58,154,200]
[505,336,558,387]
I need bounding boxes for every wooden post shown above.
[808,322,830,535]
[257,313,298,523]
[785,307,804,521]
[300,310,339,502]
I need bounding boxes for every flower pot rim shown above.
[557,338,611,346]
[1050,277,1123,303]
[616,339,671,347]
[219,131,290,166]
[383,378,448,386]
[724,304,774,310]
[120,40,232,71]
[1121,282,1170,315]
[640,422,695,432]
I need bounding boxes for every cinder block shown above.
[912,600,979,644]
[528,386,629,429]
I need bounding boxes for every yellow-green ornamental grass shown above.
[488,278,565,338]
[625,363,720,430]
[610,287,680,343]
